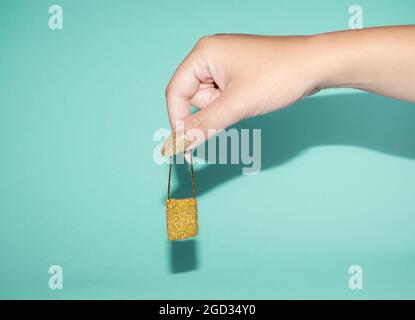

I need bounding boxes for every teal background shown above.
[1,0,415,299]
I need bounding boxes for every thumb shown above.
[161,89,244,157]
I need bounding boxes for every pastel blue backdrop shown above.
[0,0,414,299]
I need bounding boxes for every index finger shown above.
[165,53,201,129]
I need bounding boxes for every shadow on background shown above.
[169,239,199,273]
[166,92,415,273]
[168,92,415,199]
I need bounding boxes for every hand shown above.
[161,34,321,156]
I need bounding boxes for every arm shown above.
[314,25,415,102]
[162,26,415,156]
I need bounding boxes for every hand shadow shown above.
[168,92,415,199]
[165,92,415,273]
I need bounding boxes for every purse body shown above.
[166,198,198,240]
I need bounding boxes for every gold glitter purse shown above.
[166,153,198,241]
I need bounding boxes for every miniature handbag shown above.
[166,148,198,241]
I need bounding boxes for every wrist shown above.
[309,29,368,91]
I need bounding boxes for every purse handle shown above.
[167,132,196,200]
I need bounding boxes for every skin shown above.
[163,25,415,154]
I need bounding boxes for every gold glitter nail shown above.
[161,129,192,156]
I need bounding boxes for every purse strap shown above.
[167,132,196,200]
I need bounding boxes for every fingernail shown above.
[161,130,192,157]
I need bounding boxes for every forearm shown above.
[311,25,415,102]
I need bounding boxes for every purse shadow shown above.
[168,239,199,273]
[167,92,415,199]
